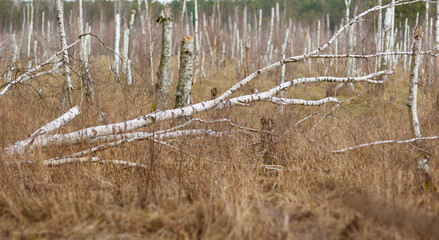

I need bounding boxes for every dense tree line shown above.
[0,0,426,34]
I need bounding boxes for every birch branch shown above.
[263,97,339,106]
[50,129,233,161]
[0,33,92,99]
[332,136,439,154]
[303,51,439,59]
[5,106,80,155]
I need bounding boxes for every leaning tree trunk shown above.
[155,4,173,110]
[407,25,434,190]
[56,0,74,112]
[175,35,194,110]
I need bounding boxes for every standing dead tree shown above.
[407,25,434,189]
[123,10,136,85]
[113,0,121,81]
[175,35,194,109]
[56,0,74,112]
[155,4,174,110]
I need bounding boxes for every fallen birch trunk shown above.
[16,156,147,169]
[4,106,80,155]
[7,70,390,154]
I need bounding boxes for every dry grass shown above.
[1,58,439,239]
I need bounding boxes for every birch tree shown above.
[56,0,74,111]
[78,0,94,103]
[435,2,439,86]
[341,0,355,92]
[377,4,394,94]
[155,4,174,110]
[406,25,433,189]
[27,2,33,68]
[6,33,20,83]
[113,0,121,81]
[175,35,194,109]
[123,10,136,85]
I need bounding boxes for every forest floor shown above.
[1,59,439,239]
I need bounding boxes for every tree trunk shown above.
[155,4,174,110]
[407,25,434,190]
[79,0,95,103]
[113,0,121,81]
[175,35,194,110]
[56,0,73,112]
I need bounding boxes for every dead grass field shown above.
[1,58,439,239]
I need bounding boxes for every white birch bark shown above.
[407,25,432,181]
[194,0,199,54]
[317,20,321,50]
[258,9,262,57]
[127,10,135,85]
[6,33,20,83]
[27,3,33,61]
[175,35,194,109]
[33,40,37,65]
[280,28,290,113]
[155,5,174,110]
[113,12,121,81]
[231,21,237,58]
[78,0,94,102]
[145,0,154,84]
[376,0,383,70]
[425,2,429,49]
[342,0,355,91]
[122,28,129,74]
[333,135,439,154]
[390,0,396,69]
[435,2,439,81]
[203,14,214,60]
[218,43,226,74]
[12,70,391,153]
[265,8,274,64]
[56,0,74,111]
[5,106,80,155]
[404,18,409,74]
[407,25,422,139]
[42,11,45,36]
[243,4,247,40]
[380,5,393,79]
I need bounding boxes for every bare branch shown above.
[332,136,439,154]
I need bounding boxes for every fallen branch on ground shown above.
[332,136,439,154]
